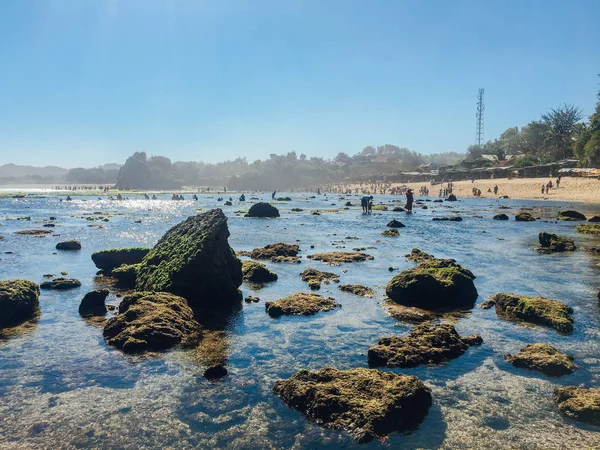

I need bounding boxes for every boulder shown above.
[245,202,280,218]
[432,216,462,221]
[56,240,81,251]
[387,219,405,228]
[244,295,260,303]
[135,209,242,308]
[276,197,292,201]
[79,289,109,317]
[392,206,405,212]
[554,386,600,426]
[446,194,457,201]
[272,367,432,443]
[492,292,573,334]
[371,205,388,211]
[250,243,299,261]
[300,268,339,290]
[588,215,600,223]
[557,210,586,221]
[0,280,40,328]
[204,364,228,380]
[338,284,375,298]
[103,291,201,353]
[405,248,434,262]
[576,224,600,235]
[307,252,374,266]
[344,201,353,207]
[386,258,478,310]
[493,213,509,220]
[265,293,340,318]
[91,248,150,272]
[515,212,536,222]
[111,264,139,288]
[504,344,576,377]
[382,228,400,236]
[368,324,482,368]
[242,260,278,283]
[537,232,576,252]
[40,278,81,290]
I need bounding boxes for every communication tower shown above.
[476,88,485,146]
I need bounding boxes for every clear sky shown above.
[0,0,598,168]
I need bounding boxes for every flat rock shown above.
[79,289,109,317]
[383,300,436,322]
[537,232,576,252]
[40,278,81,290]
[432,216,462,221]
[250,243,300,261]
[91,248,150,272]
[576,224,600,235]
[554,386,600,426]
[245,202,280,218]
[242,260,278,283]
[515,212,536,222]
[265,293,340,317]
[493,213,509,220]
[15,229,53,235]
[307,252,374,266]
[300,268,339,290]
[557,210,586,221]
[0,280,40,328]
[56,240,81,251]
[272,367,432,443]
[505,343,576,377]
[405,248,435,262]
[338,284,375,297]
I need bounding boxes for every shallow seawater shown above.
[0,193,599,449]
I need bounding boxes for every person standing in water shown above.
[405,189,414,213]
[272,191,276,199]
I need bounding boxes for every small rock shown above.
[40,278,81,290]
[56,240,81,251]
[204,364,228,380]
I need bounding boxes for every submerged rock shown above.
[15,229,53,235]
[338,284,375,298]
[493,213,509,220]
[387,219,405,228]
[368,324,482,368]
[576,224,600,235]
[504,344,576,377]
[515,212,536,222]
[300,268,339,290]
[383,301,436,323]
[382,228,400,236]
[56,240,81,251]
[272,367,432,443]
[392,206,405,212]
[91,248,150,272]
[265,293,340,317]
[492,292,574,334]
[537,232,576,252]
[307,252,374,266]
[554,386,600,426]
[40,278,81,290]
[432,216,462,221]
[386,257,478,310]
[245,202,280,218]
[0,280,40,328]
[79,289,109,317]
[242,260,278,283]
[136,209,242,308]
[250,243,300,261]
[557,210,586,221]
[103,291,201,353]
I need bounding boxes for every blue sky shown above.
[0,0,598,168]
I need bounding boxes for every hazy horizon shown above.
[1,0,599,168]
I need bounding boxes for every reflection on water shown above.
[0,193,599,448]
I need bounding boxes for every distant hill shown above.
[0,163,68,179]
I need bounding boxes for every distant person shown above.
[405,189,414,213]
[152,195,157,200]
[367,197,373,214]
[556,178,560,188]
[192,194,198,200]
[272,191,276,199]
[541,185,545,194]
[361,195,372,213]
[494,185,498,195]
[66,196,72,201]
[239,194,245,201]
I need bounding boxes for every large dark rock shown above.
[515,212,536,222]
[136,209,242,308]
[387,220,405,228]
[446,194,457,201]
[272,367,432,443]
[0,280,40,328]
[368,324,482,368]
[40,278,81,290]
[557,210,586,221]
[537,232,576,252]
[386,257,478,310]
[245,202,280,218]
[492,292,573,334]
[432,216,462,221]
[79,289,109,317]
[91,248,150,272]
[493,213,509,220]
[56,240,81,251]
[588,215,600,223]
[505,344,576,377]
[103,291,201,353]
[265,293,340,317]
[554,386,600,426]
[242,260,278,283]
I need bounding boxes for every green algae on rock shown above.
[405,248,435,262]
[40,278,82,290]
[504,343,576,377]
[91,247,150,272]
[338,284,375,298]
[79,289,109,317]
[554,386,600,426]
[135,209,242,308]
[0,280,40,328]
[300,268,339,291]
[557,210,586,221]
[265,292,340,317]
[515,212,536,222]
[492,292,574,334]
[386,257,478,310]
[272,367,432,443]
[245,202,280,218]
[576,224,600,235]
[103,291,201,353]
[382,300,436,322]
[15,229,53,235]
[242,260,278,283]
[368,324,482,368]
[381,228,400,236]
[111,263,140,288]
[250,243,300,261]
[537,232,576,252]
[307,251,374,266]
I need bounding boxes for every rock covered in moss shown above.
[368,324,482,368]
[382,228,400,236]
[493,213,509,220]
[479,299,496,309]
[504,344,576,377]
[371,205,388,211]
[492,292,573,334]
[0,280,40,328]
[250,243,300,261]
[576,224,600,235]
[265,292,340,317]
[383,301,436,323]
[40,278,81,290]
[387,220,405,228]
[135,209,242,308]
[405,248,434,262]
[103,291,201,353]
[432,216,462,221]
[557,210,586,221]
[91,248,150,272]
[245,202,280,218]
[515,212,536,222]
[242,260,278,283]
[111,264,140,288]
[386,257,477,310]
[56,240,81,251]
[338,284,375,298]
[537,232,576,252]
[273,367,432,443]
[307,252,374,266]
[15,229,53,236]
[554,386,600,425]
[79,289,109,317]
[300,268,339,290]
[392,206,405,212]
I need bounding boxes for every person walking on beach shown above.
[405,189,414,213]
[494,185,498,195]
[541,184,545,194]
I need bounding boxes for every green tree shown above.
[541,104,583,159]
[573,75,600,166]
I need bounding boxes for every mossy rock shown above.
[557,210,586,221]
[492,292,573,334]
[307,252,374,266]
[300,268,339,290]
[40,278,81,290]
[272,367,432,443]
[432,216,462,222]
[382,300,436,323]
[493,213,509,220]
[91,247,150,272]
[111,263,140,288]
[371,205,388,211]
[136,209,242,308]
[103,291,201,353]
[515,212,536,222]
[276,197,292,201]
[265,293,340,317]
[245,202,280,218]
[392,206,406,212]
[368,324,482,368]
[250,243,299,260]
[382,228,400,237]
[554,386,600,426]
[386,258,477,310]
[79,289,109,317]
[242,260,278,283]
[15,229,53,235]
[338,284,375,298]
[0,280,40,328]
[505,343,576,377]
[576,224,600,235]
[537,232,576,252]
[405,248,434,262]
[56,240,81,251]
